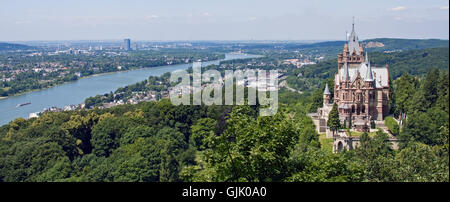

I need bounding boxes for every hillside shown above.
[0,42,34,51]
[290,38,449,59]
[365,38,449,52]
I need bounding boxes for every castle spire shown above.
[323,83,331,95]
[365,51,369,64]
[365,58,374,81]
[342,61,350,81]
[348,18,360,55]
[352,16,355,32]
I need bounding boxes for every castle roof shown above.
[336,62,389,88]
[348,22,361,55]
[365,51,369,64]
[342,61,350,81]
[323,83,331,95]
[365,55,374,81]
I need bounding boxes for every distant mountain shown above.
[0,42,34,51]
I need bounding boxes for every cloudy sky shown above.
[1,0,448,41]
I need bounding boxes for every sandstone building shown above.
[311,23,390,136]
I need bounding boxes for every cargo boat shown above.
[17,102,31,107]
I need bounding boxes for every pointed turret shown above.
[365,51,369,64]
[323,83,331,105]
[348,19,360,55]
[365,59,373,81]
[324,83,331,95]
[342,61,350,81]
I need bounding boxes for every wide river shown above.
[0,53,259,126]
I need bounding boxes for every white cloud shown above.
[388,6,407,11]
[440,6,449,10]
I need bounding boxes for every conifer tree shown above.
[327,103,341,136]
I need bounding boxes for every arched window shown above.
[337,141,344,152]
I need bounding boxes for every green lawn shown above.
[319,133,333,153]
[347,131,377,138]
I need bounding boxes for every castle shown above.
[311,22,390,137]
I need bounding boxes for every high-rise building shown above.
[124,38,131,51]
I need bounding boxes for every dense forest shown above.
[0,65,447,181]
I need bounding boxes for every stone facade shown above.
[332,130,399,153]
[310,22,390,137]
[333,23,390,129]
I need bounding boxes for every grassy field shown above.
[347,131,377,138]
[319,133,333,153]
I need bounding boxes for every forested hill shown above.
[282,38,448,59]
[0,42,34,51]
[370,47,449,79]
[365,38,449,52]
[304,47,449,79]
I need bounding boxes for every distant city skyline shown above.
[1,0,449,41]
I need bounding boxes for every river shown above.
[0,53,260,126]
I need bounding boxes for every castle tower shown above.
[338,20,365,70]
[323,83,331,105]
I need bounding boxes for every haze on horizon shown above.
[1,0,449,42]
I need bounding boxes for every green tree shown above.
[327,103,341,136]
[91,117,133,157]
[190,118,217,150]
[202,106,301,182]
[394,142,449,182]
[120,125,154,145]
[394,73,417,119]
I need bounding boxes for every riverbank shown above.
[1,55,228,100]
[0,53,256,126]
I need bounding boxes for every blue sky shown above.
[1,0,448,41]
